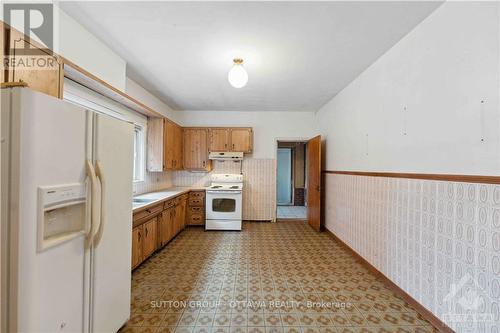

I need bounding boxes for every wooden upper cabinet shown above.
[147,118,183,171]
[209,127,253,153]
[230,128,253,153]
[5,26,63,98]
[183,128,211,171]
[209,128,230,152]
[163,120,175,169]
[173,125,183,169]
[147,118,164,172]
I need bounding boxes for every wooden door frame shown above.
[274,137,309,222]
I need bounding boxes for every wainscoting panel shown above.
[324,173,499,333]
[241,158,276,221]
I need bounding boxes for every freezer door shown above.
[8,88,88,332]
[91,113,134,333]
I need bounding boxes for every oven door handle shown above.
[207,190,242,194]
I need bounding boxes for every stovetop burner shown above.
[211,185,222,189]
[230,185,239,189]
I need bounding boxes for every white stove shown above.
[208,184,242,191]
[206,174,243,230]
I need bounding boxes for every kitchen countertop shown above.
[132,186,206,212]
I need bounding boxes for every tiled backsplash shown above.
[173,160,242,187]
[133,170,173,195]
[173,159,276,221]
[324,173,500,333]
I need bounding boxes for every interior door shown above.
[277,148,293,205]
[306,135,322,231]
[92,113,134,333]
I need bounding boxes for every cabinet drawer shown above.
[188,213,204,225]
[189,191,205,199]
[163,199,176,210]
[188,198,204,207]
[188,206,204,215]
[133,203,163,226]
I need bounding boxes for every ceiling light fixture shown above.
[228,58,248,88]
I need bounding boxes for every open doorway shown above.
[276,141,307,220]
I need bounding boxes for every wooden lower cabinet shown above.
[132,193,191,270]
[142,217,157,258]
[179,195,188,228]
[131,226,143,269]
[174,203,183,234]
[158,208,174,248]
[187,190,206,226]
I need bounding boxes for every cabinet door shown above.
[7,28,63,98]
[158,209,172,248]
[181,198,188,229]
[230,128,253,153]
[183,129,210,170]
[173,125,183,169]
[147,118,165,172]
[142,218,157,258]
[131,226,143,269]
[209,128,230,152]
[169,208,176,239]
[164,120,175,170]
[175,203,183,234]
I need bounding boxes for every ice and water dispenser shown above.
[37,183,87,251]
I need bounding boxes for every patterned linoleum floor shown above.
[277,206,307,219]
[120,222,440,333]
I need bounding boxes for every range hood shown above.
[209,152,244,161]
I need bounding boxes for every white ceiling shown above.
[59,1,442,112]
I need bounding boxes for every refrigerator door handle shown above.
[86,160,101,247]
[94,160,105,246]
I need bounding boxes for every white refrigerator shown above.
[1,87,134,332]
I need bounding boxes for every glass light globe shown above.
[228,61,248,88]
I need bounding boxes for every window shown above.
[63,78,148,183]
[133,125,145,182]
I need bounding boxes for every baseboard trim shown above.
[324,228,455,333]
[323,170,500,185]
